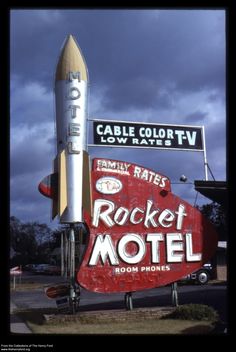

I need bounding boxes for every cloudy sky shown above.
[10,9,226,228]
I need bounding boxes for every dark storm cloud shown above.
[10,125,54,177]
[10,10,63,85]
[102,79,157,111]
[10,167,53,224]
[11,9,133,86]
[205,121,226,152]
[11,10,225,111]
[95,9,225,111]
[11,188,52,225]
[184,110,208,123]
[11,172,45,203]
[207,91,225,104]
[11,75,54,127]
[10,162,56,225]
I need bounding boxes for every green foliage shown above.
[10,216,86,266]
[10,216,55,266]
[163,304,219,322]
[197,202,227,240]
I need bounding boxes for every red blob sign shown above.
[45,284,70,299]
[77,158,218,293]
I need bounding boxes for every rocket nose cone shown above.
[65,34,75,45]
[55,34,88,82]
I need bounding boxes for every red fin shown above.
[38,173,58,199]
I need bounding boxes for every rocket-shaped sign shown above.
[39,35,92,223]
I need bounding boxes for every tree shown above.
[10,217,39,266]
[197,202,227,241]
[21,221,52,245]
[10,216,54,266]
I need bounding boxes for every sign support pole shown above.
[125,292,133,310]
[202,126,208,181]
[65,231,68,278]
[61,231,64,277]
[69,225,76,314]
[171,282,178,307]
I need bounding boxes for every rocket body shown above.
[38,34,91,223]
[55,35,89,223]
[55,81,87,223]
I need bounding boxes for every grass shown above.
[16,308,216,335]
[10,282,45,290]
[27,318,215,335]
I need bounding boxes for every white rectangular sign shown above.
[92,120,204,151]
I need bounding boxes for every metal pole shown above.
[78,226,83,263]
[61,231,64,277]
[125,292,133,310]
[171,282,179,307]
[69,225,76,313]
[69,226,75,283]
[202,126,208,181]
[67,230,70,277]
[64,231,68,278]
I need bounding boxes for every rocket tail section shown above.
[38,149,92,222]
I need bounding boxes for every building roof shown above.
[194,180,227,207]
